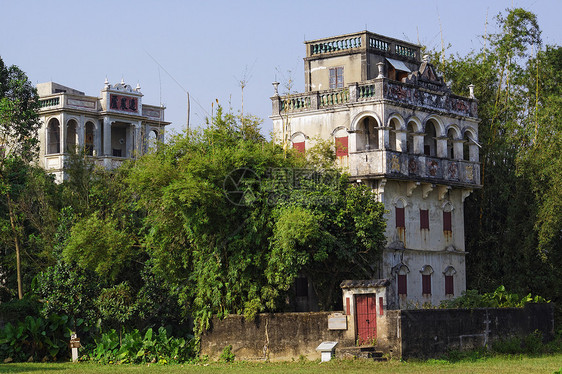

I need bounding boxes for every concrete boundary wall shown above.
[399,303,555,358]
[200,312,355,361]
[200,304,555,361]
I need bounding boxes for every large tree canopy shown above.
[432,8,561,304]
[0,57,42,299]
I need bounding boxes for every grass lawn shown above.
[0,355,561,374]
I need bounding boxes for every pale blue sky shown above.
[1,0,560,136]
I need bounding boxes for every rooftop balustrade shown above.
[306,31,420,62]
[39,94,98,112]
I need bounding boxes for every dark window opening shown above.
[396,207,405,228]
[112,149,122,157]
[422,274,432,295]
[295,277,308,297]
[445,275,454,296]
[329,67,344,89]
[420,209,429,230]
[443,211,452,232]
[424,145,431,156]
[398,274,407,295]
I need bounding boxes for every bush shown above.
[440,286,549,309]
[219,344,235,363]
[0,314,74,362]
[89,327,196,364]
[0,296,41,325]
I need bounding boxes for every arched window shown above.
[396,264,409,296]
[85,122,95,156]
[66,119,77,152]
[389,118,400,151]
[420,265,434,296]
[148,129,159,151]
[443,266,456,296]
[47,118,60,154]
[463,129,478,161]
[447,128,457,159]
[424,120,437,156]
[291,133,307,154]
[406,121,416,153]
[357,117,378,151]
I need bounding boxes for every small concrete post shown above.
[376,62,386,79]
[70,333,81,362]
[468,84,475,99]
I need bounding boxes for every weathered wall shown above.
[200,312,355,361]
[200,304,554,361]
[399,303,555,358]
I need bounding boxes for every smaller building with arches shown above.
[37,80,169,182]
[271,31,481,313]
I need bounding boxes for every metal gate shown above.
[355,294,377,345]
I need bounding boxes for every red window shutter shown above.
[398,274,407,295]
[346,297,350,315]
[335,136,348,157]
[293,141,305,154]
[443,211,452,232]
[396,207,405,228]
[420,209,429,230]
[422,274,431,295]
[445,275,454,295]
[379,297,384,315]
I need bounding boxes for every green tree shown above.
[433,9,562,304]
[0,57,41,299]
[123,107,386,332]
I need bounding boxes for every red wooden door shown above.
[355,294,377,345]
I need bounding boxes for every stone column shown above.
[135,122,142,156]
[469,143,479,162]
[60,113,67,154]
[103,117,112,156]
[436,137,448,158]
[77,116,85,148]
[395,130,407,152]
[125,124,133,158]
[413,133,424,154]
[453,140,464,160]
[94,120,102,157]
[381,127,390,150]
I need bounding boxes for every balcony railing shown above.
[274,79,477,118]
[348,150,480,186]
[40,97,60,108]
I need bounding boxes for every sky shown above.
[1,0,561,138]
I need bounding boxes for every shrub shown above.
[219,344,235,363]
[89,327,195,364]
[0,314,74,362]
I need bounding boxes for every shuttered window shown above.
[443,211,452,232]
[445,275,454,295]
[335,136,348,157]
[396,207,405,228]
[329,67,344,89]
[420,209,429,230]
[398,274,407,295]
[293,141,305,154]
[422,274,432,295]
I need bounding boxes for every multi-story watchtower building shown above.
[271,31,481,308]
